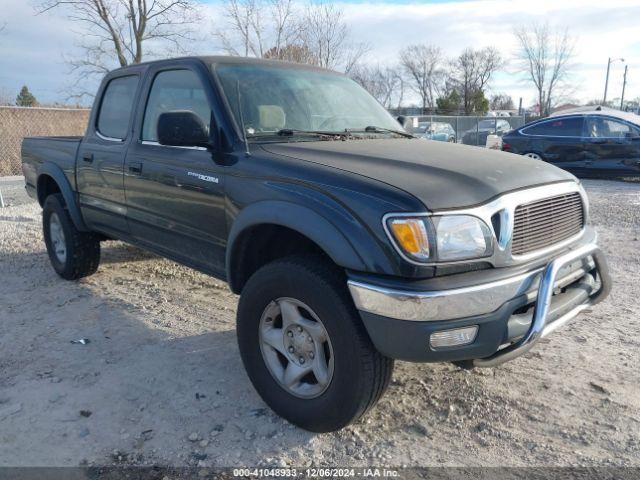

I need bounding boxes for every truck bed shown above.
[21,136,82,200]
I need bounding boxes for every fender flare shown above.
[226,201,371,284]
[37,162,89,231]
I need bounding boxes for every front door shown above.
[538,116,585,173]
[583,116,640,175]
[124,67,227,275]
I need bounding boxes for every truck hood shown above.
[261,138,576,210]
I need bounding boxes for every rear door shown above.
[520,116,585,172]
[124,62,228,275]
[583,116,640,175]
[77,73,142,235]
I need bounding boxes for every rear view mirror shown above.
[157,111,209,148]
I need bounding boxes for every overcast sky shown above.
[0,0,638,107]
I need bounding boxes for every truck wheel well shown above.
[230,224,331,294]
[37,175,62,206]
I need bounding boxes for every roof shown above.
[109,55,337,75]
[549,105,640,125]
[552,103,580,113]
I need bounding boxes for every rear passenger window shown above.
[142,70,211,142]
[96,76,138,140]
[523,117,583,137]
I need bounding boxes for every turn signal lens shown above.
[387,217,431,262]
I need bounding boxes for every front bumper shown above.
[348,242,611,366]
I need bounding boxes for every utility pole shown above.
[518,97,523,116]
[603,57,625,105]
[620,65,628,111]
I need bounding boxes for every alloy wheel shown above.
[259,297,334,399]
[49,212,67,263]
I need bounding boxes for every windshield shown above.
[214,63,403,138]
[416,122,433,133]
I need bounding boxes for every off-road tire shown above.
[236,255,394,432]
[42,193,101,280]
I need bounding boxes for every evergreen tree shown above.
[436,91,462,114]
[16,86,37,107]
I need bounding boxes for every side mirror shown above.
[157,111,210,148]
[396,115,410,129]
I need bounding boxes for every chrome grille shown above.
[512,192,584,255]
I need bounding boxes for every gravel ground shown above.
[0,178,639,468]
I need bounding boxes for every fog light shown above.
[430,326,478,349]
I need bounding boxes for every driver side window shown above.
[142,69,211,142]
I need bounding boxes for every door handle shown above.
[591,139,607,145]
[82,153,94,163]
[129,162,143,174]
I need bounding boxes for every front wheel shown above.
[236,255,394,432]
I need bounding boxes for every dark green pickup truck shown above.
[22,56,611,432]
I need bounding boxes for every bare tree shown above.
[217,0,309,60]
[448,47,502,114]
[264,44,315,64]
[350,64,403,108]
[37,0,201,100]
[300,3,367,72]
[393,74,405,110]
[218,0,260,57]
[269,0,300,59]
[490,93,515,111]
[514,23,575,116]
[217,0,366,73]
[0,87,13,106]
[400,44,443,111]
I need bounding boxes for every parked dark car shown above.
[501,110,640,176]
[22,56,611,432]
[461,118,512,146]
[416,121,456,142]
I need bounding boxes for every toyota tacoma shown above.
[22,56,611,432]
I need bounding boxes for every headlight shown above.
[432,215,493,261]
[385,214,493,263]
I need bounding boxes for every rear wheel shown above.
[523,152,543,160]
[236,255,394,432]
[43,194,101,280]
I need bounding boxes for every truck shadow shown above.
[3,234,623,467]
[99,242,159,265]
[0,244,338,467]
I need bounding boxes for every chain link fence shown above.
[0,108,528,176]
[404,115,527,147]
[0,106,90,176]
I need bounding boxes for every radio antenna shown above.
[236,79,251,156]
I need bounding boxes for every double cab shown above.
[22,56,611,432]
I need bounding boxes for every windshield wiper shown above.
[276,128,349,138]
[358,126,415,138]
[261,127,414,139]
